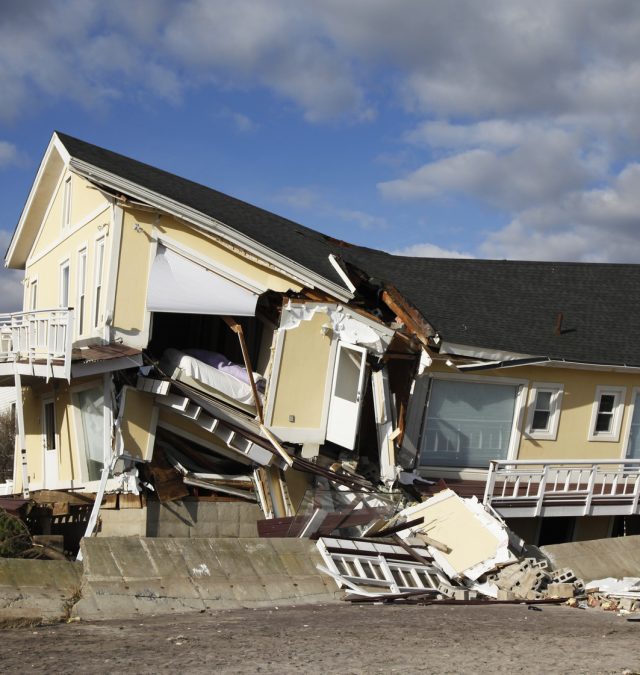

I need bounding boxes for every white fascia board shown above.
[69,159,354,302]
[5,134,68,269]
[439,341,534,362]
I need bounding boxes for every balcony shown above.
[0,308,74,380]
[483,459,640,518]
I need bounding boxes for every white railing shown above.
[483,459,640,517]
[0,308,74,380]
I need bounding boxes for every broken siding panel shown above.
[117,387,158,462]
[267,310,334,441]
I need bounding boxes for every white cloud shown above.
[0,141,23,168]
[0,230,23,312]
[275,187,320,210]
[392,242,473,258]
[481,163,640,262]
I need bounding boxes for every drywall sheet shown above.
[400,489,516,580]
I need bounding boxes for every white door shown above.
[326,342,368,450]
[42,400,58,488]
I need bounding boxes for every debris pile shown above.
[583,577,640,613]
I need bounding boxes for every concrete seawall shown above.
[74,537,339,620]
[0,559,82,625]
[541,534,640,581]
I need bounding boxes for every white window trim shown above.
[620,386,640,459]
[70,377,112,488]
[29,276,38,311]
[59,258,70,308]
[588,385,626,442]
[76,245,88,337]
[524,382,563,441]
[93,235,105,330]
[415,372,529,467]
[41,396,57,483]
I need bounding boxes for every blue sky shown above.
[2,1,640,310]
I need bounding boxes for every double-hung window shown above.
[418,377,523,468]
[525,383,563,440]
[588,386,626,441]
[77,248,87,335]
[94,238,105,329]
[625,390,640,460]
[59,260,70,308]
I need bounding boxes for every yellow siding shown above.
[426,360,638,462]
[30,171,110,262]
[270,311,332,429]
[119,388,157,461]
[15,378,102,490]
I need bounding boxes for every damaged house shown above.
[1,132,639,552]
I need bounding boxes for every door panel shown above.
[326,342,368,450]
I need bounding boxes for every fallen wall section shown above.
[541,535,640,582]
[75,536,339,620]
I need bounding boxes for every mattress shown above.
[162,348,265,407]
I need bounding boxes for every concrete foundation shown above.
[74,536,339,620]
[541,534,640,582]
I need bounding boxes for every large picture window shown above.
[419,379,520,468]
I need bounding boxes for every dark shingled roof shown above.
[343,246,640,366]
[57,132,640,367]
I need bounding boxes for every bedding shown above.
[162,348,265,406]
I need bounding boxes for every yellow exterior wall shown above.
[112,209,303,339]
[270,311,333,429]
[23,170,111,341]
[425,359,640,462]
[120,388,157,461]
[14,377,102,491]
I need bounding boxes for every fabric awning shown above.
[146,245,259,316]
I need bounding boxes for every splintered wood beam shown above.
[380,286,435,346]
[223,315,264,424]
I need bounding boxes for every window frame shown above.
[76,246,88,336]
[29,277,38,311]
[525,382,563,441]
[93,236,105,329]
[588,385,626,442]
[416,372,528,469]
[59,258,70,308]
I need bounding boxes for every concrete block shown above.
[526,590,544,600]
[497,589,516,600]
[546,582,575,598]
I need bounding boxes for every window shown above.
[43,401,56,452]
[29,280,38,311]
[419,378,523,468]
[625,390,640,460]
[525,383,563,440]
[588,386,626,441]
[73,386,105,481]
[60,260,70,308]
[94,238,105,328]
[77,248,87,335]
[62,175,72,229]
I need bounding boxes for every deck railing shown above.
[0,308,74,380]
[483,458,640,517]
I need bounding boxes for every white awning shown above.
[146,245,259,316]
